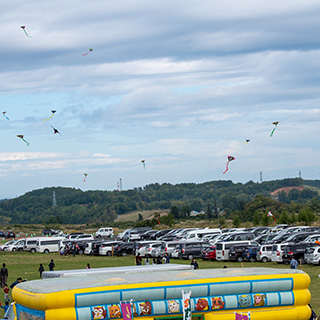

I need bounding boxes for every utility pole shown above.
[52,191,56,207]
[260,171,263,183]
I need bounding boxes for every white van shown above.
[24,237,47,253]
[95,228,114,238]
[216,240,259,261]
[183,228,221,241]
[36,237,64,253]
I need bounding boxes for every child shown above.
[38,264,44,278]
[0,301,9,313]
[3,284,9,302]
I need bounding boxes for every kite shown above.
[82,48,93,56]
[51,125,61,135]
[17,135,30,146]
[267,211,276,223]
[243,139,250,144]
[223,156,235,174]
[20,26,31,38]
[141,160,146,169]
[270,121,279,137]
[2,112,9,120]
[83,173,88,182]
[43,110,56,121]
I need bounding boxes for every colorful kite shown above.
[17,135,30,146]
[51,125,61,135]
[223,156,235,174]
[20,26,31,38]
[2,112,9,120]
[82,48,93,56]
[267,211,276,223]
[83,173,88,182]
[270,121,279,137]
[43,110,56,121]
[141,160,146,169]
[243,139,250,144]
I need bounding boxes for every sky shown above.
[0,0,320,199]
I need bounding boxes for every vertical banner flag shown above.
[235,312,251,320]
[182,291,192,320]
[121,302,132,320]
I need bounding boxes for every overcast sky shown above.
[0,0,320,198]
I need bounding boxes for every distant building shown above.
[190,210,205,216]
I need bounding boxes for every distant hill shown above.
[0,178,318,225]
[271,186,304,196]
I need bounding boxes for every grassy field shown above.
[0,252,319,318]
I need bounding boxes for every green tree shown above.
[232,215,241,228]
[206,204,213,219]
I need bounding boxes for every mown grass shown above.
[0,253,319,318]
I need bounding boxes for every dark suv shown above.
[178,241,210,260]
[282,242,315,264]
[5,231,15,238]
[229,244,250,262]
[113,242,135,256]
[242,246,258,262]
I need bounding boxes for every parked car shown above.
[5,231,15,238]
[158,241,181,258]
[0,231,5,238]
[150,229,172,240]
[177,241,210,260]
[95,227,114,238]
[113,242,135,256]
[91,240,104,255]
[99,241,122,256]
[242,246,258,262]
[253,234,277,245]
[221,232,256,242]
[282,242,315,264]
[228,244,248,262]
[135,241,162,257]
[123,227,153,242]
[271,243,287,263]
[6,239,25,251]
[282,232,314,245]
[140,230,157,240]
[0,240,15,251]
[216,241,259,261]
[304,247,320,265]
[201,245,216,261]
[257,245,273,262]
[75,234,94,241]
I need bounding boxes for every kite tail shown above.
[83,177,87,182]
[22,139,30,146]
[23,29,31,38]
[3,115,9,120]
[143,163,146,169]
[270,127,276,137]
[223,161,230,174]
[43,114,54,121]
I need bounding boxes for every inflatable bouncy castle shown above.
[11,265,311,320]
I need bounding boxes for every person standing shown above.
[86,263,91,269]
[190,258,199,270]
[135,253,142,265]
[38,264,44,278]
[3,284,9,302]
[1,263,8,288]
[164,253,170,264]
[290,257,299,269]
[48,259,55,271]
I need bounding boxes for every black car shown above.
[178,241,210,260]
[229,244,251,262]
[5,230,15,238]
[150,229,172,240]
[42,229,58,236]
[222,232,256,242]
[0,231,5,238]
[91,240,104,255]
[140,230,157,240]
[113,242,135,256]
[282,242,315,264]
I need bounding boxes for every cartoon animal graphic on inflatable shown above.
[140,301,152,315]
[92,306,107,319]
[108,305,121,318]
[238,295,252,308]
[211,297,225,309]
[195,298,209,311]
[253,293,266,306]
[168,299,180,313]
